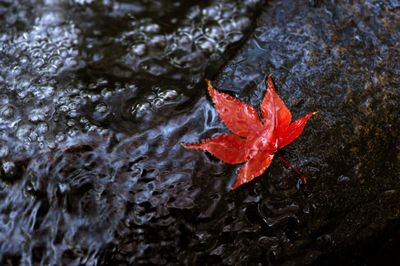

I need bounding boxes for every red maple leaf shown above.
[183,76,316,189]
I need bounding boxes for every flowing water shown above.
[0,0,400,265]
[0,0,263,265]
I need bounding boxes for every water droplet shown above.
[95,103,108,113]
[337,175,350,182]
[16,125,32,140]
[142,23,160,33]
[132,43,146,56]
[202,6,221,19]
[204,23,223,39]
[28,108,47,123]
[36,123,49,134]
[1,105,16,119]
[195,37,215,53]
[226,31,243,43]
[0,144,9,158]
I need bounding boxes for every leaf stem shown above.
[276,152,307,184]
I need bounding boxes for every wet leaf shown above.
[183,75,316,189]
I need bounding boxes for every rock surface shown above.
[201,0,400,264]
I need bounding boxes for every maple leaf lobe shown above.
[206,80,263,137]
[181,134,249,164]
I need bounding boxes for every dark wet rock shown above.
[204,0,400,265]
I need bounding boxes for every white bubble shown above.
[17,125,32,140]
[0,144,9,158]
[95,103,108,113]
[36,123,49,134]
[195,37,216,53]
[28,108,47,123]
[1,105,15,119]
[202,6,221,19]
[132,43,146,56]
[142,23,160,33]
